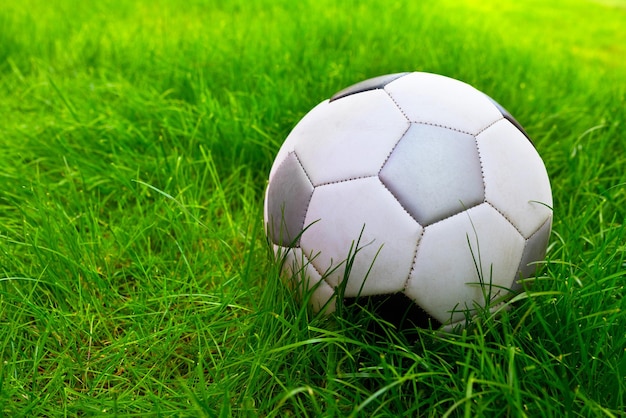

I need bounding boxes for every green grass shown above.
[1,0,625,415]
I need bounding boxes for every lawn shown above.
[0,0,625,416]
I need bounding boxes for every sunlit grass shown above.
[0,0,624,415]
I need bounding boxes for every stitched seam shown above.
[298,248,325,284]
[292,150,314,187]
[422,201,484,229]
[473,132,488,204]
[295,247,336,302]
[386,87,504,137]
[514,215,552,276]
[384,89,411,122]
[377,176,421,225]
[403,227,425,293]
[296,232,343,294]
[475,116,505,136]
[529,215,552,240]
[315,173,379,188]
[412,121,473,136]
[378,122,412,175]
[292,151,316,239]
[486,200,524,237]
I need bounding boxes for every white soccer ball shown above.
[264,72,552,330]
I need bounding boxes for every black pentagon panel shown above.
[330,72,411,102]
[379,124,485,226]
[484,94,533,145]
[514,216,552,291]
[266,152,314,247]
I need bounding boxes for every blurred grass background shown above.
[0,0,624,415]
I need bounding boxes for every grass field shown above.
[1,0,625,416]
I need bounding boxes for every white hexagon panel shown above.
[292,89,409,186]
[301,176,422,297]
[405,203,526,326]
[476,119,553,238]
[384,72,503,135]
[264,71,553,330]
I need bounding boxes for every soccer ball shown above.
[264,72,552,330]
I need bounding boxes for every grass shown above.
[0,0,625,415]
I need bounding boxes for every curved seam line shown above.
[299,249,326,286]
[376,177,421,225]
[403,227,425,293]
[422,201,485,229]
[475,116,506,136]
[514,215,552,276]
[411,121,474,135]
[473,131,488,203]
[378,122,412,175]
[315,173,379,188]
[292,151,316,240]
[298,240,341,294]
[485,200,524,237]
[385,86,505,136]
[529,215,552,240]
[384,89,411,122]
